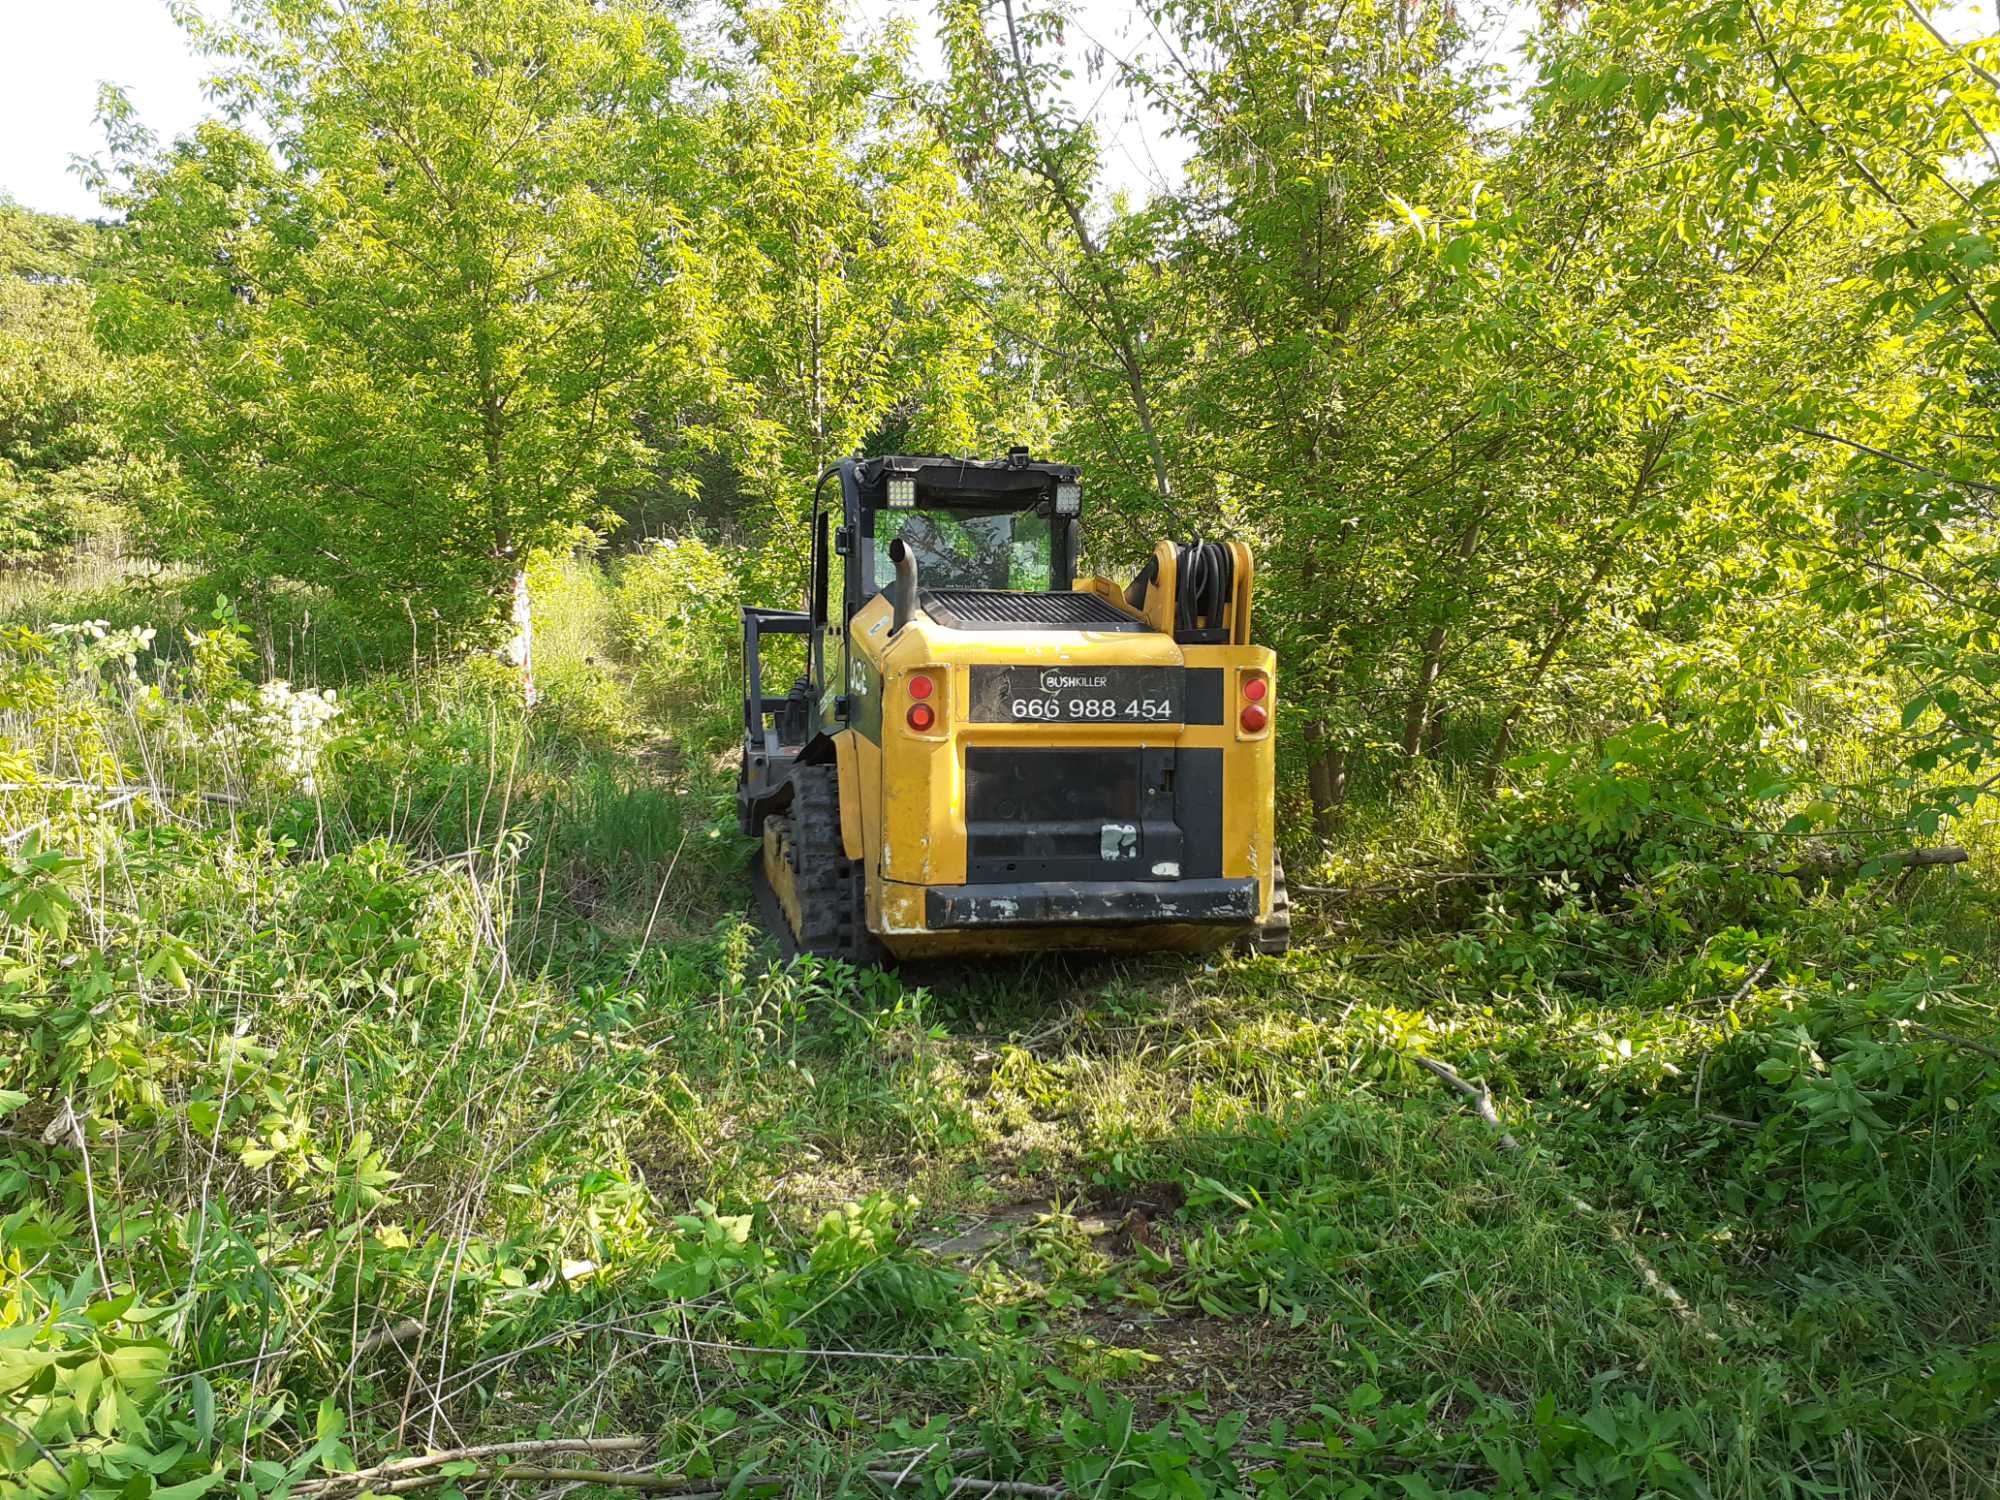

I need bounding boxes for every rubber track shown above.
[1255,856,1293,955]
[777,764,884,966]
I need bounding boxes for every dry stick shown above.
[1904,1021,2000,1066]
[1412,1057,1519,1152]
[303,1470,760,1500]
[1413,1054,1722,1344]
[62,1096,112,1291]
[1723,959,1774,1010]
[1293,868,1564,899]
[1,789,144,849]
[0,779,241,804]
[290,1439,654,1496]
[624,1329,974,1364]
[1764,845,1969,880]
[429,1297,733,1412]
[865,1474,1064,1498]
[353,1317,427,1361]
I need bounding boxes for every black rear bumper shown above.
[924,877,1259,929]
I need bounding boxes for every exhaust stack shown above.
[889,537,919,634]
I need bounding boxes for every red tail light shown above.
[1240,671,1271,732]
[909,674,935,700]
[907,703,936,732]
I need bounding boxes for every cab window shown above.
[874,508,1053,593]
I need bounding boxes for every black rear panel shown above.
[922,589,1151,631]
[1174,748,1225,879]
[965,747,1222,883]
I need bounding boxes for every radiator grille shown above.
[921,589,1149,631]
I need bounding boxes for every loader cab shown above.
[741,451,1085,819]
[807,450,1084,718]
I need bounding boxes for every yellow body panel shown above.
[831,730,864,860]
[829,576,1278,961]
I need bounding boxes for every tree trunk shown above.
[1484,424,1677,785]
[1401,505,1486,758]
[1304,717,1348,838]
[477,338,528,704]
[1423,707,1448,761]
[1401,620,1448,759]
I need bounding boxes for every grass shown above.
[2,548,1997,1499]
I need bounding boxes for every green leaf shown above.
[155,1473,227,1500]
[192,1374,215,1448]
[1580,1405,1622,1446]
[1907,287,1962,330]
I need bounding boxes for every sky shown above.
[1,0,1986,223]
[0,0,1443,221]
[0,0,216,218]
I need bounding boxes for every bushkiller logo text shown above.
[1040,670,1107,692]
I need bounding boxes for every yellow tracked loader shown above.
[739,450,1287,963]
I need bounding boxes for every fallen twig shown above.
[1720,959,1774,1010]
[1,789,145,848]
[290,1439,654,1497]
[1293,868,1562,899]
[1702,1112,1760,1132]
[1411,1050,1724,1345]
[865,1474,1063,1498]
[1904,1021,2000,1066]
[1412,1055,1519,1152]
[354,1318,427,1360]
[0,779,241,805]
[303,1470,755,1499]
[1760,844,1967,881]
[625,1330,974,1365]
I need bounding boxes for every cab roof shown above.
[849,451,1079,512]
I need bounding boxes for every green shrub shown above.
[610,537,739,730]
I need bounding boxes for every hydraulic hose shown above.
[1175,540,1234,636]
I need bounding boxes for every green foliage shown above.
[2,558,1997,1497]
[0,201,144,560]
[709,0,1014,584]
[6,0,2000,1491]
[610,536,740,719]
[93,0,714,648]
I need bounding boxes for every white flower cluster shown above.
[208,679,342,792]
[253,679,342,791]
[49,619,158,677]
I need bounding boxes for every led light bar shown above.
[887,476,916,508]
[1054,481,1081,516]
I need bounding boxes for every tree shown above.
[0,201,132,559]
[1542,0,2000,820]
[936,0,1185,524]
[706,0,1014,582]
[95,0,713,651]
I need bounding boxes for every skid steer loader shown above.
[739,450,1287,962]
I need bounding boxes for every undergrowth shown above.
[2,551,1996,1499]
